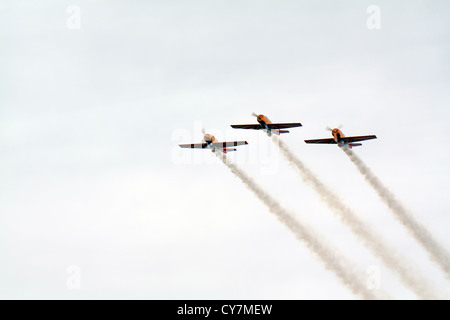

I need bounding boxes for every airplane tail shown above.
[223,148,237,153]
[273,129,290,135]
[348,143,362,149]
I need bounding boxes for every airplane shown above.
[179,130,248,153]
[305,127,377,148]
[231,113,302,136]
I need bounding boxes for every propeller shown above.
[251,112,258,118]
[326,124,343,131]
[201,128,206,142]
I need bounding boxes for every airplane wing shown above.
[230,124,263,130]
[211,141,248,148]
[179,143,208,149]
[267,123,302,129]
[304,138,337,144]
[341,135,377,143]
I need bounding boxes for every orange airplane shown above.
[179,130,248,153]
[305,127,377,148]
[231,113,302,136]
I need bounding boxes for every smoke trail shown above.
[214,151,382,300]
[272,136,440,299]
[343,147,450,279]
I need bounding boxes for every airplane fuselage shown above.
[203,134,217,150]
[202,134,238,153]
[256,114,275,136]
[231,114,302,136]
[304,128,375,148]
[331,128,363,148]
[179,133,248,153]
[331,128,345,146]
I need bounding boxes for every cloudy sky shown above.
[1,0,449,299]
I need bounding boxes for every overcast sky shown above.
[1,0,449,299]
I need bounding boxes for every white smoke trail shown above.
[273,136,440,299]
[214,151,383,300]
[343,147,450,280]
